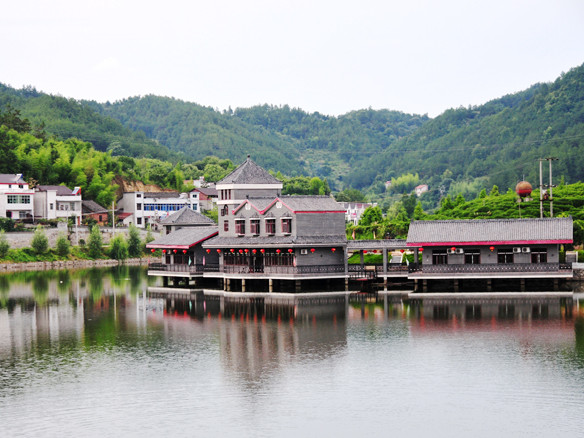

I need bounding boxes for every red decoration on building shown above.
[451,246,456,251]
[260,249,265,254]
[244,249,249,253]
[288,248,293,253]
[151,248,155,253]
[363,250,367,254]
[400,249,405,253]
[206,249,210,253]
[183,250,187,254]
[173,249,177,253]
[230,248,235,253]
[217,249,221,253]
[310,248,315,253]
[239,249,243,254]
[276,249,281,254]
[162,249,166,254]
[331,248,336,252]
[252,249,257,254]
[419,247,424,252]
[489,246,495,251]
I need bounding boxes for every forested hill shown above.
[0,84,177,162]
[93,97,428,181]
[345,63,584,199]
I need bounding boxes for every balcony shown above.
[148,263,204,274]
[408,262,573,278]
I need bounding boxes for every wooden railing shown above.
[408,262,572,274]
[148,263,204,274]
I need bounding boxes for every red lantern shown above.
[162,249,166,254]
[363,250,367,254]
[183,250,187,254]
[173,249,177,253]
[230,249,235,253]
[310,248,315,253]
[252,249,257,254]
[331,248,336,252]
[489,246,495,251]
[288,248,293,253]
[206,249,210,253]
[276,249,281,254]
[419,247,424,252]
[260,249,265,254]
[451,246,456,251]
[400,249,405,253]
[151,248,155,253]
[217,249,221,253]
[239,249,243,254]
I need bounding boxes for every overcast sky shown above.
[2,0,583,117]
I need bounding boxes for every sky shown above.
[2,0,584,117]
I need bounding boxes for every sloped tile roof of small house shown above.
[160,206,216,226]
[406,217,573,246]
[218,156,281,185]
[37,185,76,196]
[147,227,218,249]
[0,174,26,184]
[82,200,108,214]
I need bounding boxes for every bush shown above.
[0,231,10,258]
[0,217,15,232]
[56,233,70,257]
[109,234,128,260]
[31,226,49,255]
[88,225,103,258]
[127,224,142,258]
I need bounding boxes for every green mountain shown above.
[0,84,177,162]
[346,64,584,203]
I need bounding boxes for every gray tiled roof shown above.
[347,240,407,250]
[240,196,344,214]
[147,227,219,249]
[218,157,282,185]
[194,187,218,197]
[82,200,108,214]
[37,185,75,196]
[160,206,216,225]
[143,191,181,199]
[407,217,573,245]
[0,174,26,184]
[203,235,347,248]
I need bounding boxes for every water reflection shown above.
[1,271,584,437]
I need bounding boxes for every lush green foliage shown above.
[88,225,103,258]
[31,226,49,255]
[0,231,9,258]
[127,224,142,258]
[56,233,70,257]
[109,234,129,260]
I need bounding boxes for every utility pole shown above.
[112,201,115,235]
[538,157,558,218]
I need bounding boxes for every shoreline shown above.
[0,257,151,272]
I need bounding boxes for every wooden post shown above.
[295,280,301,292]
[487,279,492,292]
[453,279,459,293]
[269,279,273,293]
[520,278,525,292]
[242,279,246,293]
[423,279,427,292]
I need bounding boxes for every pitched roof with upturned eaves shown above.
[406,217,573,246]
[160,206,216,226]
[0,174,26,184]
[217,156,282,185]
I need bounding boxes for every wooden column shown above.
[242,279,246,293]
[295,280,301,292]
[269,279,273,293]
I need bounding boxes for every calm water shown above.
[1,267,584,437]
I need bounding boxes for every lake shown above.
[1,266,584,437]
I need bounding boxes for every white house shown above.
[0,174,35,221]
[34,185,82,224]
[338,202,377,225]
[117,191,200,228]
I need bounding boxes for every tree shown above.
[31,226,49,255]
[335,188,365,202]
[88,225,103,258]
[127,224,142,258]
[490,185,500,196]
[109,234,128,260]
[56,233,70,257]
[359,206,383,226]
[0,231,10,258]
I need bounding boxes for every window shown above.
[224,220,229,232]
[531,248,547,263]
[99,215,103,222]
[265,218,275,234]
[221,205,229,216]
[7,195,31,204]
[137,193,142,198]
[498,249,514,264]
[250,219,260,235]
[137,203,142,210]
[235,220,245,235]
[464,249,481,264]
[432,249,448,265]
[137,218,142,225]
[49,203,54,210]
[281,218,292,234]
